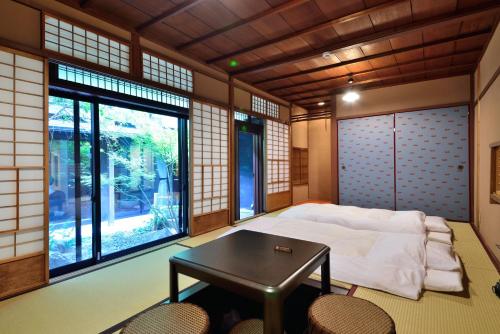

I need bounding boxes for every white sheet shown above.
[222,217,427,300]
[278,203,427,234]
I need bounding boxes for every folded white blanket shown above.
[278,203,426,234]
[426,241,461,271]
[223,217,426,300]
[425,216,451,233]
[427,231,452,245]
[424,267,463,292]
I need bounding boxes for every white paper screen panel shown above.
[252,95,280,119]
[44,14,130,73]
[143,52,193,93]
[266,120,289,194]
[192,101,229,216]
[0,48,45,261]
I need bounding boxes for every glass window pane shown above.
[99,104,180,255]
[48,96,93,269]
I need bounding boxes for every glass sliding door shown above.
[99,103,182,256]
[48,92,188,276]
[48,96,93,270]
[235,119,263,220]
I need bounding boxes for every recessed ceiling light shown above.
[317,101,325,106]
[322,52,331,59]
[342,91,360,103]
[348,76,354,84]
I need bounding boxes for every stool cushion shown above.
[230,319,264,334]
[121,303,209,334]
[309,295,395,334]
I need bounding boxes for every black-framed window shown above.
[48,62,189,276]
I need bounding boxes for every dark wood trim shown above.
[231,3,500,76]
[469,75,475,223]
[177,0,310,51]
[347,285,358,296]
[269,47,484,94]
[206,0,407,63]
[474,63,500,105]
[294,71,473,105]
[135,0,206,32]
[229,76,235,225]
[289,64,475,102]
[470,223,500,273]
[336,101,471,120]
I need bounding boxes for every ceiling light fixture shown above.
[348,76,354,84]
[342,91,360,103]
[322,52,331,59]
[317,101,325,106]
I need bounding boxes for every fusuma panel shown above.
[191,101,229,216]
[0,48,46,263]
[266,120,289,194]
[338,115,395,209]
[395,107,469,220]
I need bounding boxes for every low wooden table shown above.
[170,230,331,334]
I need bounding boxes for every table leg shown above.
[264,296,284,334]
[169,261,179,303]
[321,253,331,295]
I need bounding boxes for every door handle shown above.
[341,165,346,170]
[457,165,464,171]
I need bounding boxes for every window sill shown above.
[491,193,500,204]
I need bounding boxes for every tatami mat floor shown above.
[353,222,500,334]
[0,214,497,334]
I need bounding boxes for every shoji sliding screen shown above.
[395,107,469,221]
[0,47,47,298]
[338,115,395,210]
[266,119,291,211]
[191,101,229,235]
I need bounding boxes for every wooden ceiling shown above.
[57,0,499,111]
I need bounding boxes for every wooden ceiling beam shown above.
[136,0,207,32]
[79,0,91,8]
[231,3,499,76]
[290,64,475,102]
[271,48,482,95]
[177,0,310,51]
[255,29,490,86]
[206,0,407,64]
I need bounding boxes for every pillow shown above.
[427,231,452,245]
[424,267,463,292]
[426,241,460,271]
[425,216,450,233]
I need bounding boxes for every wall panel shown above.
[190,101,229,235]
[0,47,47,298]
[266,120,291,211]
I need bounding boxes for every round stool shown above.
[308,295,395,334]
[121,303,210,334]
[229,319,264,334]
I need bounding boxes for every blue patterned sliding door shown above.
[338,115,395,210]
[395,106,469,221]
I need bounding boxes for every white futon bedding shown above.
[222,217,427,300]
[222,204,464,299]
[278,203,428,234]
